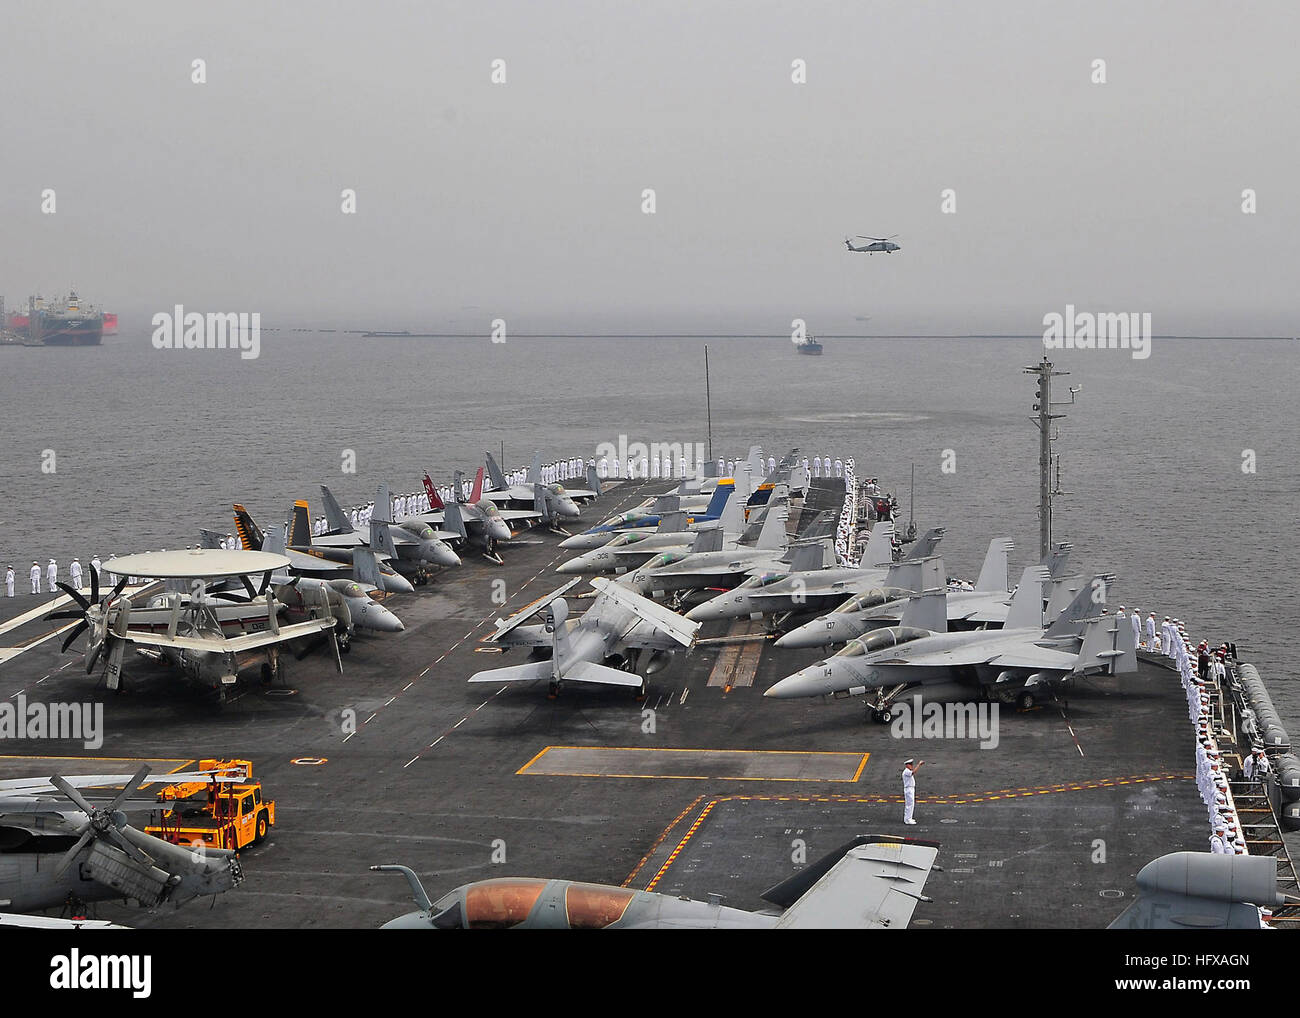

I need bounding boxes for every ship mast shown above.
[1023,356,1079,561]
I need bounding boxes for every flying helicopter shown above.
[845,234,901,254]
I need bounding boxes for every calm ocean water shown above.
[1,331,1296,717]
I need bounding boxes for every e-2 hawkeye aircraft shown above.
[47,551,341,700]
[372,834,939,929]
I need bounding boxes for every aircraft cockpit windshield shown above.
[461,879,548,929]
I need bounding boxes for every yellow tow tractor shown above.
[144,759,275,852]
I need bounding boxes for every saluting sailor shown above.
[902,758,923,825]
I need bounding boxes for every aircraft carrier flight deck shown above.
[0,477,1214,930]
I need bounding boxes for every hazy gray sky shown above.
[2,0,1296,334]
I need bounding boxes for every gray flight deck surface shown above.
[0,480,1204,929]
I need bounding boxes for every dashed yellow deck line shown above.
[645,799,719,891]
[622,793,705,887]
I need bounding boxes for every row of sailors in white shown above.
[7,558,95,595]
[834,460,858,565]
[801,457,843,480]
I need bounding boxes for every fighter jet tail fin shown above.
[653,494,681,514]
[442,501,467,540]
[715,483,741,536]
[485,451,509,492]
[353,547,382,590]
[263,518,287,557]
[657,511,687,535]
[1044,573,1115,639]
[422,472,445,511]
[289,501,313,549]
[691,525,723,554]
[370,519,399,561]
[902,527,946,562]
[884,555,945,595]
[900,588,947,634]
[533,483,554,523]
[469,467,485,504]
[754,501,789,551]
[1044,541,1073,580]
[1004,566,1050,630]
[859,520,895,567]
[974,538,1015,592]
[1075,612,1138,675]
[528,451,542,486]
[199,529,225,550]
[232,504,264,551]
[784,539,828,573]
[1046,574,1084,618]
[374,484,392,524]
[320,486,354,534]
[764,835,940,930]
[703,482,734,520]
[585,462,602,495]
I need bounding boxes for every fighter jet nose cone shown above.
[556,560,581,574]
[558,535,582,549]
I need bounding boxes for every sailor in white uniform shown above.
[5,566,13,597]
[902,758,923,824]
[1130,609,1143,648]
[1209,824,1230,854]
[69,558,83,591]
[46,559,58,592]
[1144,613,1157,649]
[30,561,41,595]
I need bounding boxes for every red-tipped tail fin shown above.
[422,472,444,510]
[469,466,484,503]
